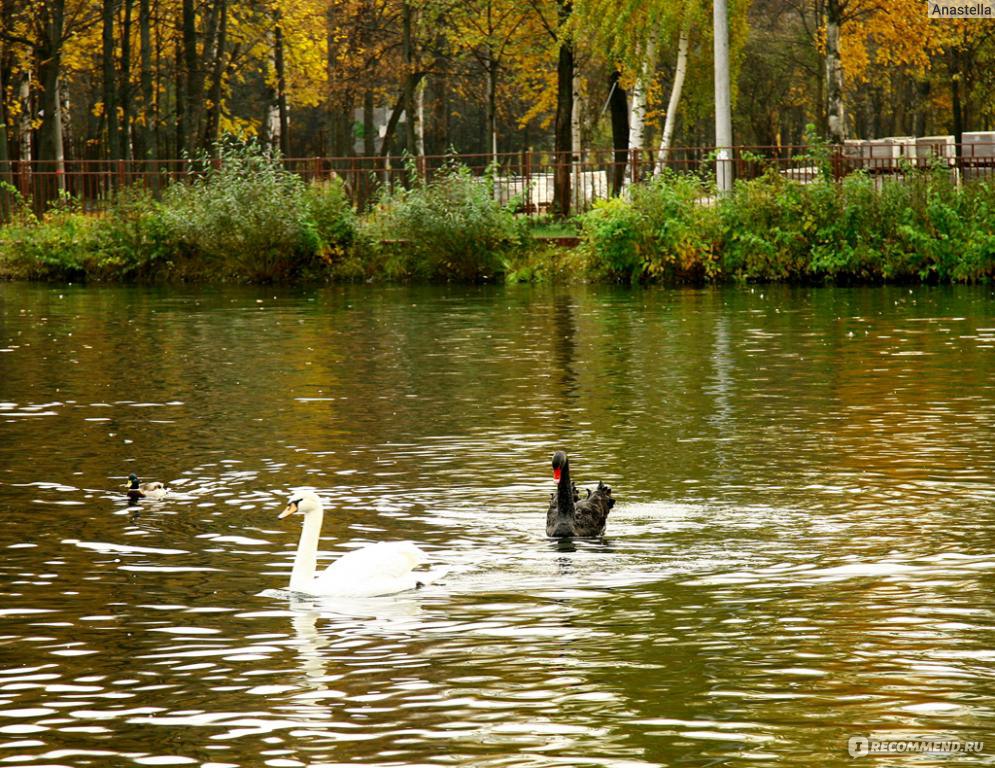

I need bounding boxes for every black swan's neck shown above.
[557,460,575,516]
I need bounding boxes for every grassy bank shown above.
[2,145,994,284]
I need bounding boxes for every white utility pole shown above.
[713,0,733,193]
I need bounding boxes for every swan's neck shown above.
[557,461,575,516]
[290,510,323,591]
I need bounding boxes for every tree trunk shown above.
[414,76,426,157]
[380,94,405,157]
[182,0,197,154]
[609,70,628,195]
[628,37,655,166]
[401,1,416,155]
[36,0,65,173]
[59,75,72,162]
[363,91,376,156]
[120,0,134,159]
[0,62,9,182]
[572,62,583,156]
[204,0,227,145]
[825,0,845,143]
[657,23,688,169]
[437,55,450,153]
[914,79,930,137]
[19,72,32,163]
[951,56,963,157]
[102,0,120,161]
[175,32,186,158]
[552,0,573,217]
[137,0,155,161]
[273,15,289,156]
[485,51,497,164]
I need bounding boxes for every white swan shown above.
[278,491,445,597]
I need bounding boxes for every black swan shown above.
[546,451,615,537]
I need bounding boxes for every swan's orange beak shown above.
[278,501,298,519]
[553,468,561,482]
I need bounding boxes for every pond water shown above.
[0,282,993,768]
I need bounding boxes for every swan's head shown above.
[278,490,323,519]
[551,451,568,482]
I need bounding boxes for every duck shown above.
[124,473,168,500]
[278,490,446,597]
[546,451,615,538]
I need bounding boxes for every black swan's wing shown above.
[573,481,614,537]
[546,492,559,535]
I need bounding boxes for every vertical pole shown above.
[713,0,733,194]
[524,149,532,214]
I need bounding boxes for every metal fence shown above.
[2,141,993,220]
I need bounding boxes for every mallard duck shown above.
[546,451,615,538]
[278,490,446,597]
[124,473,167,501]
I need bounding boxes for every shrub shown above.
[304,177,356,257]
[160,139,320,281]
[0,188,170,281]
[579,171,719,282]
[360,162,525,280]
[577,165,995,284]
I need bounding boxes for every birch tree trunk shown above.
[274,17,289,156]
[401,1,416,155]
[656,23,688,170]
[414,77,426,157]
[628,37,655,160]
[825,0,845,143]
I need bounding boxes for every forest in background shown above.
[1,0,994,178]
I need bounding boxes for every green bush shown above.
[304,177,356,255]
[160,140,324,281]
[580,171,718,282]
[0,187,170,281]
[360,162,525,280]
[578,167,995,284]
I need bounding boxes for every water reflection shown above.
[0,283,992,767]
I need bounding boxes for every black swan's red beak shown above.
[553,468,562,482]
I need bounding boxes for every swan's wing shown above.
[315,541,428,590]
[574,481,614,536]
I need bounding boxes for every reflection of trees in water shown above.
[707,314,733,473]
[552,293,580,410]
